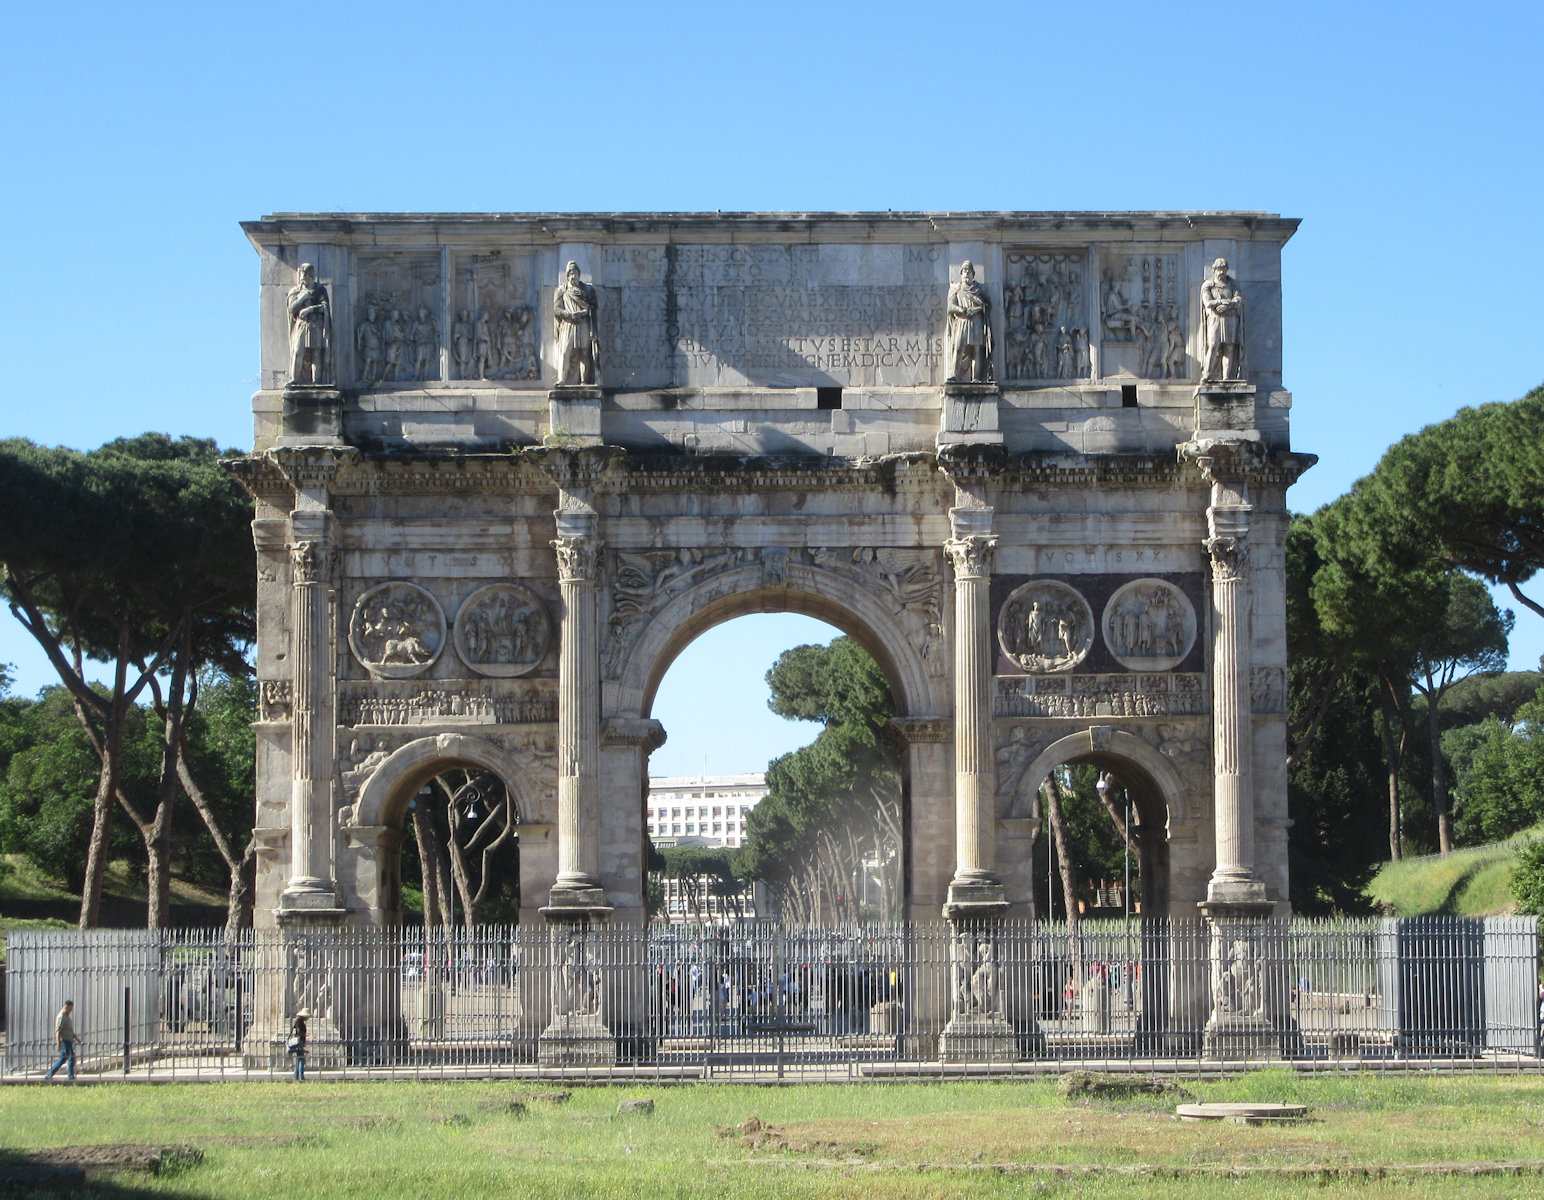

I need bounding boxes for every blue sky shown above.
[2,0,1541,776]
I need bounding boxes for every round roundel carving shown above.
[1101,579,1197,672]
[348,582,446,679]
[452,583,553,677]
[998,580,1095,673]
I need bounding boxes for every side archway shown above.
[351,732,547,831]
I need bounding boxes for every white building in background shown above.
[646,772,767,849]
[647,773,768,923]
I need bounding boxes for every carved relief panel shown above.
[452,583,553,676]
[1099,252,1185,380]
[355,254,442,383]
[348,581,447,678]
[450,253,540,381]
[1001,250,1090,382]
[1100,579,1198,672]
[997,581,1095,673]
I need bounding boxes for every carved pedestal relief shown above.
[1100,253,1184,380]
[998,581,1095,673]
[1101,579,1198,672]
[1002,251,1089,382]
[452,583,553,676]
[356,254,441,383]
[348,582,446,678]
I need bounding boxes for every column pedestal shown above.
[938,923,1019,1062]
[537,918,616,1067]
[938,382,1004,447]
[1199,900,1277,1060]
[548,386,604,446]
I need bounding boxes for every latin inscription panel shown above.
[598,244,947,389]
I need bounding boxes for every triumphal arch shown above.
[233,211,1310,1059]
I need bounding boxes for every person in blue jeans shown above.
[290,1009,308,1081]
[45,1000,76,1081]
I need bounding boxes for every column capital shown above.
[945,533,997,581]
[289,539,339,586]
[552,534,601,583]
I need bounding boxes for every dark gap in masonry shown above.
[1121,385,1139,408]
[817,387,843,410]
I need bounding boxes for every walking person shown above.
[289,1008,309,1082]
[45,999,76,1081]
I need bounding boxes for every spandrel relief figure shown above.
[1200,257,1245,381]
[945,261,993,383]
[999,581,1094,673]
[410,306,439,381]
[286,263,332,385]
[382,309,406,381]
[553,261,600,386]
[355,305,382,383]
[451,309,474,378]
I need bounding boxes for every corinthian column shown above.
[944,507,1005,917]
[548,509,609,914]
[1196,455,1269,909]
[269,447,356,914]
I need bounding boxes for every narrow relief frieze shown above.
[996,671,1207,718]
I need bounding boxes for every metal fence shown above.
[5,916,1539,1081]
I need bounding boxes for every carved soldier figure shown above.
[355,304,382,382]
[472,310,495,379]
[286,263,332,385]
[553,261,600,385]
[382,309,406,380]
[451,309,474,378]
[1200,257,1245,381]
[945,261,993,383]
[1162,303,1186,379]
[410,305,438,381]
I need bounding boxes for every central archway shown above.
[602,560,952,921]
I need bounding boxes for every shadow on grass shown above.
[0,1146,211,1198]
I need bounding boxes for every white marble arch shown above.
[607,559,949,724]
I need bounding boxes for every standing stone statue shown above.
[945,261,993,383]
[1200,257,1245,381]
[286,263,332,386]
[553,261,600,386]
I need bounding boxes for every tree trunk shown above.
[175,742,253,937]
[144,630,192,929]
[410,804,451,927]
[79,645,131,930]
[1042,772,1083,982]
[1375,673,1409,862]
[1425,671,1454,855]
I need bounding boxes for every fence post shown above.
[123,987,131,1075]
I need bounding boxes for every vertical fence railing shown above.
[4,917,1538,1079]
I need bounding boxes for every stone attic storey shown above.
[229,211,1312,951]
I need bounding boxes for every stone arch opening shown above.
[349,733,550,925]
[1004,728,1192,921]
[615,566,942,923]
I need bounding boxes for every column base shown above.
[1199,890,1273,916]
[943,877,1007,920]
[939,382,1004,446]
[537,1012,616,1066]
[939,1014,1017,1063]
[1192,381,1257,436]
[279,386,344,444]
[1203,1012,1277,1061]
[548,387,604,446]
[542,885,613,921]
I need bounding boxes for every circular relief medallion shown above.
[452,583,553,677]
[348,582,446,679]
[1101,579,1197,672]
[998,581,1095,673]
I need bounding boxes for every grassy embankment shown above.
[1363,827,1543,917]
[3,1073,1544,1199]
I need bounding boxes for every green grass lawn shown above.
[3,1073,1544,1198]
[1364,830,1543,916]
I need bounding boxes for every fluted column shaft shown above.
[946,525,999,888]
[286,531,337,896]
[553,529,601,890]
[1205,495,1264,903]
